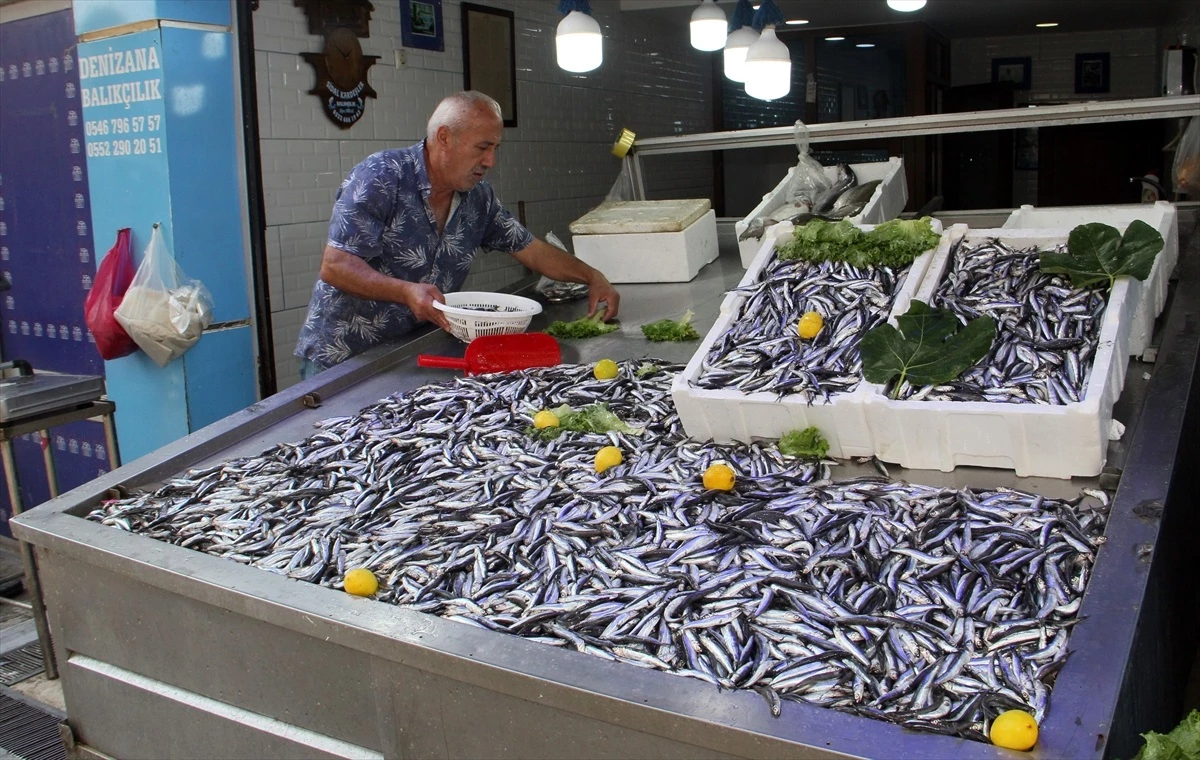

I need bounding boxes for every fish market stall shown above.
[11,206,1200,759]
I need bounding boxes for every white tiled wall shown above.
[253,1,714,387]
[951,28,1159,103]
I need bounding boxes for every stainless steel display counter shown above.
[12,210,1200,760]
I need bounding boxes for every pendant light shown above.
[690,0,727,51]
[886,0,927,11]
[556,0,602,73]
[723,0,758,82]
[744,0,791,100]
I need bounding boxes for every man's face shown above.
[440,106,503,192]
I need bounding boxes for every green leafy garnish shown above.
[861,300,996,399]
[545,313,619,339]
[636,362,659,378]
[525,403,642,441]
[1039,220,1164,289]
[641,310,700,342]
[778,427,830,459]
[1133,710,1200,760]
[776,217,941,269]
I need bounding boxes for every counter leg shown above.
[39,430,59,499]
[102,411,121,469]
[1,439,59,680]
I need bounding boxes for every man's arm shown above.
[510,239,621,320]
[320,245,451,330]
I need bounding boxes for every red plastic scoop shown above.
[417,332,562,375]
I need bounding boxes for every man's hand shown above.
[511,238,622,321]
[403,282,451,331]
[585,273,620,321]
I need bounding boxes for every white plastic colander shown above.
[433,292,543,343]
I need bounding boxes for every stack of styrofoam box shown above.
[1002,201,1178,357]
[734,157,908,268]
[671,220,945,459]
[864,228,1140,479]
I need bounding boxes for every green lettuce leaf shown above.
[1134,711,1200,760]
[641,310,700,342]
[776,217,941,269]
[525,403,642,441]
[1039,220,1164,289]
[778,427,830,459]
[545,313,620,339]
[861,300,995,398]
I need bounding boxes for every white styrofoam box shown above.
[572,210,719,284]
[721,218,945,315]
[1002,201,1178,356]
[864,229,1141,479]
[735,157,908,268]
[673,230,946,458]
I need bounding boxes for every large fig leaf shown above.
[861,300,995,398]
[1039,220,1163,289]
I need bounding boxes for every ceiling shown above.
[619,0,1188,39]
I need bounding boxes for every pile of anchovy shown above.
[694,258,909,402]
[89,361,1106,743]
[893,239,1108,404]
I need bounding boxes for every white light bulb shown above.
[744,26,791,101]
[690,0,727,52]
[556,11,602,73]
[886,0,926,11]
[723,26,759,82]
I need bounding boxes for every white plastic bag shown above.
[605,156,639,203]
[785,120,832,209]
[114,224,213,367]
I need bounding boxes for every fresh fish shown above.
[892,238,1108,404]
[827,180,882,219]
[88,360,1104,744]
[813,163,858,214]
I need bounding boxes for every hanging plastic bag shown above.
[1173,116,1200,197]
[605,156,639,203]
[784,119,833,210]
[534,231,589,303]
[84,228,138,360]
[114,224,214,367]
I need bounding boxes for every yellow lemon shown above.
[990,710,1038,751]
[533,410,560,429]
[595,445,623,473]
[702,462,736,491]
[343,568,378,597]
[797,311,824,340]
[593,359,619,380]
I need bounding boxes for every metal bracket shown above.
[301,392,323,409]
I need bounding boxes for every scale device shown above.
[0,360,106,424]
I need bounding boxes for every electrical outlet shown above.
[395,49,407,68]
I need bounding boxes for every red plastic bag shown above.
[84,228,138,360]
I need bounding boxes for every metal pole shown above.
[0,439,58,679]
[39,430,59,499]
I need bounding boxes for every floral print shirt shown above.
[295,141,534,368]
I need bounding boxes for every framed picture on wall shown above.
[462,3,517,127]
[401,0,444,52]
[1075,52,1110,94]
[992,57,1032,90]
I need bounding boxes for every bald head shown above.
[426,91,502,142]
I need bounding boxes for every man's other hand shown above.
[405,282,451,331]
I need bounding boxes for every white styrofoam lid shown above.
[569,199,712,235]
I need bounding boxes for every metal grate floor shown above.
[0,644,43,688]
[0,690,64,760]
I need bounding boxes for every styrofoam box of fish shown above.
[672,226,948,459]
[720,218,943,315]
[864,229,1141,479]
[1003,201,1178,357]
[735,157,908,268]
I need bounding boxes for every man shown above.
[295,90,620,377]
